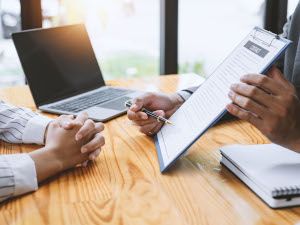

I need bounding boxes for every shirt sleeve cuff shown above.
[177,90,193,101]
[4,154,38,196]
[22,115,53,145]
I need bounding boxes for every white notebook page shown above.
[156,28,288,170]
[221,144,300,194]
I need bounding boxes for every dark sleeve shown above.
[182,86,199,94]
[276,15,292,72]
[177,86,200,101]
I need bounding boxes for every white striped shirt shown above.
[0,101,52,202]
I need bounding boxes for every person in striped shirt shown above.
[0,101,105,203]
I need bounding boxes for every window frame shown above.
[20,0,42,30]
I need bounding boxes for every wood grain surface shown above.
[0,75,299,225]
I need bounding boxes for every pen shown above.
[125,100,174,125]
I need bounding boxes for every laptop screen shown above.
[12,24,106,106]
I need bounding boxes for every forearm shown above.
[29,147,63,183]
[0,154,38,202]
[0,145,76,203]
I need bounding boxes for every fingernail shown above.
[82,161,88,167]
[157,110,165,116]
[230,84,237,90]
[228,91,234,98]
[76,134,82,141]
[81,147,87,153]
[142,115,148,120]
[240,76,246,81]
[131,104,138,110]
[63,121,70,127]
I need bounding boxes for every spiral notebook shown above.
[220,144,300,208]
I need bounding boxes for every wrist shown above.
[29,146,64,183]
[170,93,184,109]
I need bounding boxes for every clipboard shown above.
[154,27,292,173]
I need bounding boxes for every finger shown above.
[74,112,89,126]
[151,122,165,135]
[230,83,273,109]
[139,122,163,135]
[131,110,166,126]
[139,111,165,135]
[94,123,105,133]
[89,148,101,161]
[62,121,82,129]
[267,66,289,85]
[127,109,148,121]
[267,66,297,94]
[81,133,105,153]
[131,96,146,112]
[56,114,74,120]
[130,93,155,112]
[228,91,266,118]
[56,115,76,129]
[82,160,89,167]
[76,119,96,141]
[226,104,262,127]
[132,118,158,127]
[240,74,282,95]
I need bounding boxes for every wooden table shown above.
[0,75,299,225]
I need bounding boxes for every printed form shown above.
[156,27,291,172]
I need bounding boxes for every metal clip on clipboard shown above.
[250,28,280,47]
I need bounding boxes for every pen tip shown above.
[166,121,174,125]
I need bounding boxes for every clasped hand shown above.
[30,112,105,182]
[46,112,105,162]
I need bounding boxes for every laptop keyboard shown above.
[50,88,132,113]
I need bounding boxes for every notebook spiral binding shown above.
[272,186,300,198]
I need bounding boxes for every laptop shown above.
[12,24,142,122]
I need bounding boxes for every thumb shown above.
[267,66,288,84]
[130,97,144,112]
[57,115,77,129]
[131,93,155,112]
[154,110,166,118]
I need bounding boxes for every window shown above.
[0,1,295,87]
[41,0,159,80]
[179,0,265,77]
[0,0,24,87]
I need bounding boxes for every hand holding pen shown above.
[126,93,184,136]
[125,100,173,125]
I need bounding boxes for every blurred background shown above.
[0,0,298,87]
